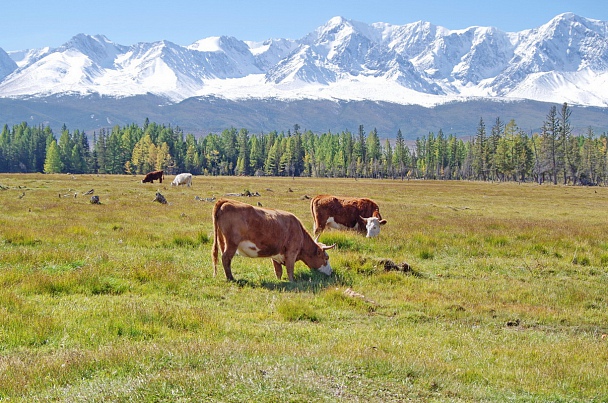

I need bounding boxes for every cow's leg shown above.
[285,258,297,282]
[221,244,237,281]
[272,260,283,279]
[313,218,325,236]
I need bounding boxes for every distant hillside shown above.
[0,95,607,139]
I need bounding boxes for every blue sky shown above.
[2,0,607,51]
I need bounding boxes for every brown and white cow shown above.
[141,170,164,183]
[311,195,387,238]
[212,199,335,282]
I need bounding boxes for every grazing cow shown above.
[171,173,193,187]
[311,195,387,238]
[141,170,164,184]
[212,199,335,281]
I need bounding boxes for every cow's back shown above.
[214,199,303,248]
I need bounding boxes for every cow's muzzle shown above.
[317,263,332,276]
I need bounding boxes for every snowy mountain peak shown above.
[307,15,380,46]
[59,33,127,68]
[188,35,250,54]
[1,13,608,107]
[188,36,224,52]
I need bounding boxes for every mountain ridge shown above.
[1,12,607,107]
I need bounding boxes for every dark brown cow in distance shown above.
[212,199,335,282]
[311,195,387,238]
[141,170,164,183]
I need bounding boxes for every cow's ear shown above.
[379,219,387,225]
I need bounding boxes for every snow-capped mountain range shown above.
[1,12,607,108]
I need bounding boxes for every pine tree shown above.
[472,118,487,180]
[221,127,238,173]
[156,142,172,172]
[488,117,504,181]
[236,128,250,176]
[248,135,264,175]
[94,129,108,174]
[131,134,153,174]
[541,105,561,184]
[57,126,73,173]
[581,127,598,185]
[265,140,279,176]
[435,129,447,179]
[43,139,63,174]
[366,128,381,177]
[383,138,393,178]
[354,125,366,176]
[559,102,574,184]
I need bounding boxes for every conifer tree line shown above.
[1,104,608,185]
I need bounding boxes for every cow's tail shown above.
[310,196,319,235]
[211,199,227,277]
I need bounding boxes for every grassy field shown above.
[1,173,607,402]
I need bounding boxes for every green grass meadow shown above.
[1,173,607,402]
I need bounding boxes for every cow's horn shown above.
[322,243,336,250]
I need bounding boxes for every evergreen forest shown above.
[1,103,607,185]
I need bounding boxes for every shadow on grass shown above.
[237,270,352,293]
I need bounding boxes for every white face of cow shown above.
[317,261,332,276]
[364,217,387,238]
[314,242,335,276]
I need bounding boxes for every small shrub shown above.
[277,299,319,322]
[338,255,378,275]
[3,234,42,246]
[197,232,211,244]
[419,249,434,260]
[40,261,84,273]
[485,235,508,247]
[375,271,407,284]
[89,276,129,295]
[532,244,548,254]
[572,255,591,266]
[165,233,211,248]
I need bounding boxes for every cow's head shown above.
[361,216,387,237]
[312,237,336,276]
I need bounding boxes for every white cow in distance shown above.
[171,173,193,187]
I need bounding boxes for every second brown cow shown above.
[311,194,387,238]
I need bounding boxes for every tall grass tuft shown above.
[277,298,320,322]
